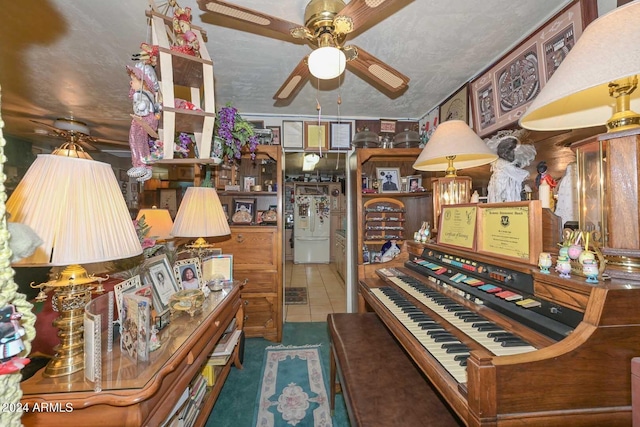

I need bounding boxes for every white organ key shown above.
[370,287,468,383]
[388,277,537,356]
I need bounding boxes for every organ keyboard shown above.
[358,241,640,426]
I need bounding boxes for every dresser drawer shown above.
[238,270,277,293]
[215,227,277,267]
[243,294,278,339]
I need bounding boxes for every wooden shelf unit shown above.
[355,148,433,279]
[147,6,215,161]
[211,145,283,342]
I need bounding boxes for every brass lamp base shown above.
[607,77,640,132]
[35,264,98,378]
[44,307,87,377]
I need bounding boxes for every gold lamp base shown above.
[34,264,98,378]
[607,77,640,132]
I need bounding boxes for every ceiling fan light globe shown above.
[308,47,346,80]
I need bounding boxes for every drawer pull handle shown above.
[244,300,249,305]
[236,234,245,243]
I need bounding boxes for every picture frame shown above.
[437,204,478,251]
[158,188,178,217]
[144,254,180,315]
[201,254,233,282]
[243,176,256,192]
[248,120,265,129]
[406,175,422,192]
[439,83,468,124]
[469,0,594,137]
[282,120,303,148]
[267,126,281,145]
[222,203,229,221]
[380,119,396,133]
[376,167,401,193]
[420,106,440,139]
[173,258,203,291]
[303,121,329,151]
[232,198,256,224]
[330,122,352,150]
[256,210,264,224]
[114,275,142,322]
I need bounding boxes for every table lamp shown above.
[413,119,497,232]
[170,186,231,257]
[136,206,174,241]
[6,154,142,377]
[520,2,640,280]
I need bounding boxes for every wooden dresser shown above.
[214,225,282,341]
[20,283,243,427]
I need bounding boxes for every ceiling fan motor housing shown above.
[305,0,349,46]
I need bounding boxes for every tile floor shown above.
[284,261,347,322]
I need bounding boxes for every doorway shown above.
[282,151,348,322]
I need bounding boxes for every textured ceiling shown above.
[1,0,583,156]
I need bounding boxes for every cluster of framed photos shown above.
[361,168,424,193]
[282,120,352,150]
[114,253,235,336]
[224,198,277,225]
[419,1,596,142]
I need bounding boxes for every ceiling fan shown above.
[30,118,129,157]
[196,0,410,103]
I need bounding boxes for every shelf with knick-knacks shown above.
[363,198,405,244]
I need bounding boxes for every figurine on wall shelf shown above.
[126,61,161,182]
[486,130,536,203]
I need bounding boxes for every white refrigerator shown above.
[294,195,331,263]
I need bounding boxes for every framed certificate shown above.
[437,204,478,251]
[330,122,352,149]
[476,201,543,266]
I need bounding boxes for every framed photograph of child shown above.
[407,175,422,192]
[376,167,401,193]
[173,258,203,291]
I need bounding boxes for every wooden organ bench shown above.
[327,312,463,427]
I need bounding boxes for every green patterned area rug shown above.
[253,344,332,427]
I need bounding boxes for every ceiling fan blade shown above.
[197,0,303,38]
[336,0,405,32]
[273,57,311,105]
[346,45,409,94]
[76,139,98,152]
[30,119,65,136]
[94,137,130,147]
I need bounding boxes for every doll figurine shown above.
[486,130,536,203]
[535,161,558,190]
[172,7,200,57]
[126,62,161,182]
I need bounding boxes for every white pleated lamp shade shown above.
[6,155,142,266]
[136,207,174,241]
[413,120,497,172]
[171,187,231,238]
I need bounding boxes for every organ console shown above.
[358,240,640,426]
